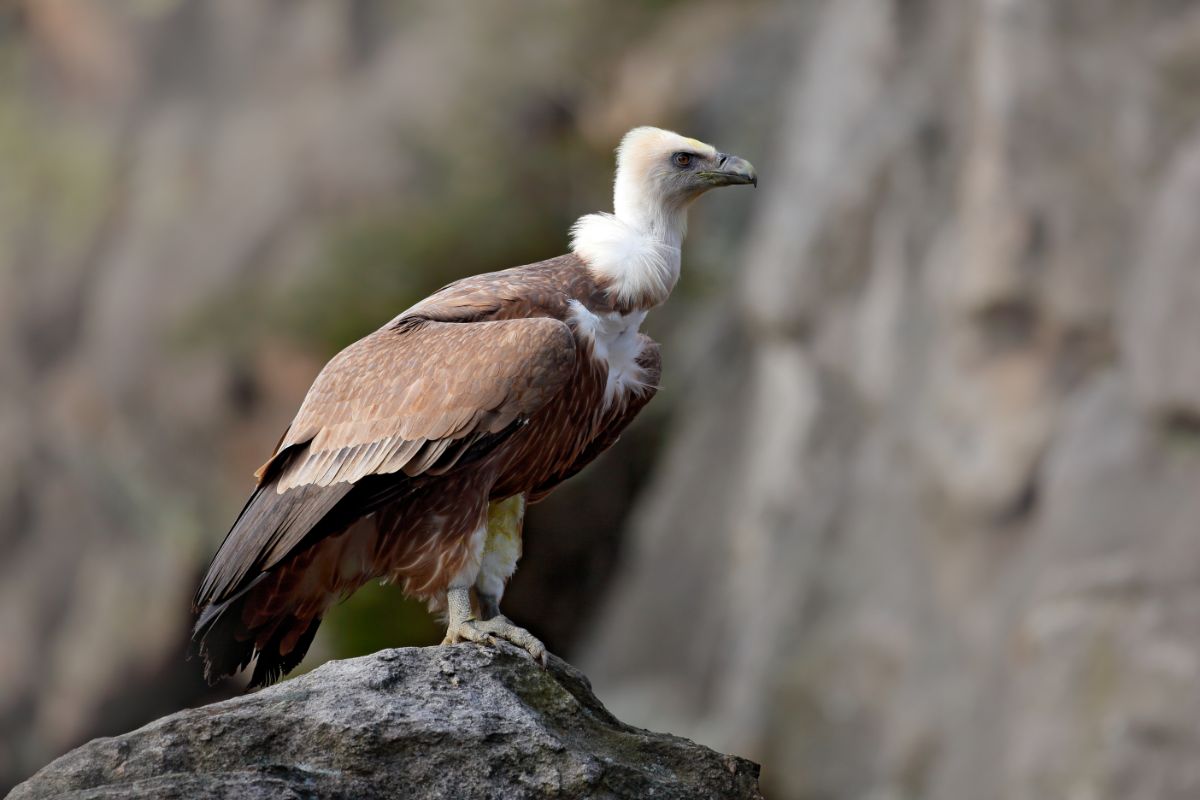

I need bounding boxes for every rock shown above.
[9,645,762,800]
[1123,132,1200,420]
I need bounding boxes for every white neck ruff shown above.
[570,213,681,308]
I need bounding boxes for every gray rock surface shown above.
[9,644,762,800]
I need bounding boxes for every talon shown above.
[441,589,548,663]
[466,617,547,662]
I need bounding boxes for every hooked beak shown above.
[698,153,758,188]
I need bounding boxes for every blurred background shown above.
[3,0,1200,797]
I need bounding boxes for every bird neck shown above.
[614,186,689,251]
[571,192,685,311]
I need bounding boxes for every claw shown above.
[442,620,495,647]
[443,615,547,665]
[441,588,547,665]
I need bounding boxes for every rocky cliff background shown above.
[3,2,1199,798]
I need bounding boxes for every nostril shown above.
[717,153,729,167]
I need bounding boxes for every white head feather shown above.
[572,127,719,308]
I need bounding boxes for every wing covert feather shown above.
[270,317,575,492]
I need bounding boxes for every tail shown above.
[191,516,379,688]
[192,573,323,690]
[191,443,456,688]
[190,478,346,688]
[191,447,394,689]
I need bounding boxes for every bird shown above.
[192,126,757,687]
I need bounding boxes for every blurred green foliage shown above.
[321,581,443,656]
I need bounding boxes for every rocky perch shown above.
[11,644,762,799]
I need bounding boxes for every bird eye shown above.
[672,152,693,168]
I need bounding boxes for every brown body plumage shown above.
[193,127,755,686]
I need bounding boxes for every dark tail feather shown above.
[193,594,257,686]
[247,617,321,690]
[192,573,320,690]
[192,470,424,688]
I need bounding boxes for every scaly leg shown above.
[441,586,547,666]
[440,494,546,665]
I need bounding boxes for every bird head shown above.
[572,126,756,308]
[613,126,756,235]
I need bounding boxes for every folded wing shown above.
[194,316,576,610]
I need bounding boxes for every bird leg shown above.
[441,586,547,666]
[476,590,501,621]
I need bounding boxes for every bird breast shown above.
[566,300,649,408]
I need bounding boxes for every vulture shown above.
[193,126,757,687]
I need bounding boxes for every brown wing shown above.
[270,317,576,493]
[195,316,576,610]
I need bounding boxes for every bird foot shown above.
[442,614,547,667]
[441,587,547,666]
